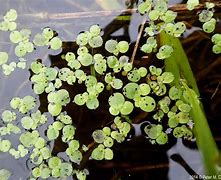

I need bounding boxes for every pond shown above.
[0,0,221,180]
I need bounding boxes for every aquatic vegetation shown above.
[0,0,220,179]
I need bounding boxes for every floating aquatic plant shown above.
[0,1,220,179]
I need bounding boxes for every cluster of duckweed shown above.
[0,0,219,179]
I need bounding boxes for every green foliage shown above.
[0,2,220,179]
[10,96,36,113]
[0,139,11,152]
[156,45,173,59]
[141,37,157,53]
[211,34,221,54]
[0,169,11,180]
[0,52,9,65]
[186,0,199,10]
[0,9,17,31]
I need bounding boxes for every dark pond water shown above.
[0,0,214,180]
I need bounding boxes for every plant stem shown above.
[159,31,220,176]
[181,81,220,176]
[159,30,199,95]
[130,15,147,64]
[90,65,96,77]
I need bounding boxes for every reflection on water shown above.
[168,139,203,180]
[0,0,203,180]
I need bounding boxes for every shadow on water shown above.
[0,0,220,180]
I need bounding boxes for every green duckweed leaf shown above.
[6,123,21,134]
[169,86,182,100]
[33,33,48,46]
[86,96,99,110]
[0,52,9,65]
[78,53,93,66]
[92,130,105,143]
[62,125,75,142]
[18,144,28,157]
[156,132,168,145]
[52,121,63,130]
[212,44,221,54]
[199,10,213,23]
[168,116,179,128]
[107,56,118,68]
[10,97,21,109]
[149,10,160,21]
[0,140,11,152]
[60,162,73,177]
[108,93,125,109]
[74,93,88,106]
[94,59,107,75]
[40,147,51,159]
[34,137,45,149]
[48,157,61,169]
[111,131,125,143]
[203,18,216,33]
[32,167,41,178]
[75,169,88,180]
[138,67,147,77]
[139,83,151,96]
[156,45,173,59]
[48,103,62,116]
[0,169,11,180]
[173,127,184,138]
[66,149,82,163]
[120,101,134,115]
[9,148,20,159]
[211,34,221,45]
[123,83,139,99]
[119,122,131,135]
[105,40,118,53]
[138,1,152,14]
[19,131,39,148]
[65,52,76,62]
[2,63,16,75]
[144,124,163,139]
[4,9,17,21]
[49,37,62,50]
[76,33,88,46]
[110,78,123,90]
[90,25,101,36]
[1,110,16,122]
[88,36,103,48]
[103,137,114,148]
[91,146,105,160]
[69,139,80,151]
[177,112,190,124]
[42,27,54,40]
[103,127,111,136]
[47,125,59,140]
[158,72,174,84]
[21,116,34,130]
[104,148,114,160]
[161,10,177,23]
[40,167,51,179]
[139,96,156,112]
[117,41,129,53]
[127,69,141,82]
[153,110,164,121]
[187,0,199,10]
[173,22,186,37]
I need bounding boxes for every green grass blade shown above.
[159,30,220,176]
[159,30,199,95]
